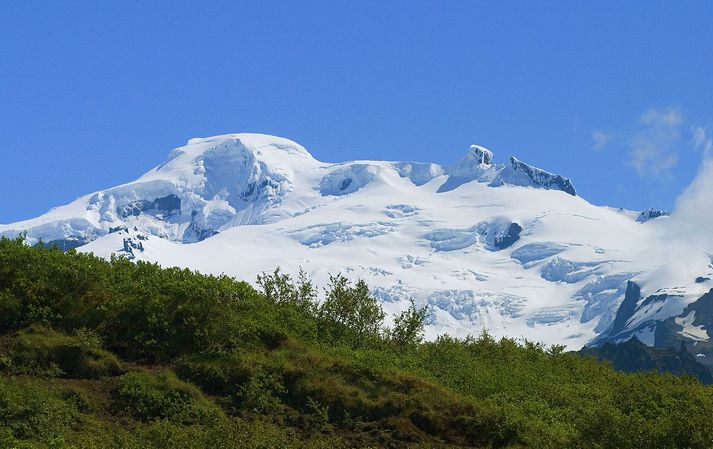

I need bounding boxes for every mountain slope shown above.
[580,336,713,383]
[2,133,710,349]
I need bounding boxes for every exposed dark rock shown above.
[681,289,713,330]
[506,157,577,196]
[122,238,145,259]
[470,146,493,165]
[37,237,88,251]
[579,336,713,384]
[182,223,220,243]
[651,289,713,368]
[493,223,522,250]
[117,194,181,219]
[636,208,671,223]
[608,281,642,337]
[339,178,353,191]
[240,179,281,200]
[240,182,256,198]
[437,146,495,193]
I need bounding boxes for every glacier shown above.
[2,132,712,355]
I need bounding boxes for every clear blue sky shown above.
[2,1,712,223]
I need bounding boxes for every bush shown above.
[176,353,253,397]
[112,371,219,424]
[0,378,79,442]
[0,291,21,333]
[99,416,335,449]
[176,352,287,413]
[7,326,124,379]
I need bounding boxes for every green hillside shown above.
[1,237,713,449]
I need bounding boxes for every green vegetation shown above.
[1,237,713,448]
[3,326,124,379]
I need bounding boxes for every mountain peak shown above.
[437,145,498,192]
[465,145,494,165]
[186,133,311,155]
[158,133,315,172]
[494,156,577,196]
[439,145,576,195]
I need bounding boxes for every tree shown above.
[256,267,294,304]
[319,274,384,347]
[295,268,318,311]
[256,267,317,312]
[390,299,428,348]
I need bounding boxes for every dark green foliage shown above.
[257,267,318,312]
[112,371,218,423]
[0,377,80,444]
[318,274,385,348]
[0,236,264,361]
[6,326,124,379]
[3,236,713,448]
[176,352,287,413]
[390,299,428,348]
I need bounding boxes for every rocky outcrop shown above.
[579,336,713,384]
[636,208,671,223]
[492,157,577,196]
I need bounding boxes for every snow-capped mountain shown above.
[2,133,712,356]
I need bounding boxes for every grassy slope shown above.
[1,238,713,449]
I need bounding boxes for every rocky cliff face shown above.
[494,157,576,196]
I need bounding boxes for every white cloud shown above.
[627,108,683,177]
[668,156,713,249]
[639,108,683,127]
[591,130,612,151]
[628,137,678,177]
[597,110,713,287]
[692,126,713,158]
[665,126,713,251]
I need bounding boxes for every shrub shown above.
[0,378,79,442]
[176,352,287,413]
[0,291,21,333]
[8,326,124,379]
[112,371,219,424]
[175,353,253,397]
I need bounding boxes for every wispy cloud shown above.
[692,125,713,158]
[627,108,683,177]
[592,108,711,179]
[639,108,684,127]
[591,130,612,151]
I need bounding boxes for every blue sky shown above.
[1,1,712,223]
